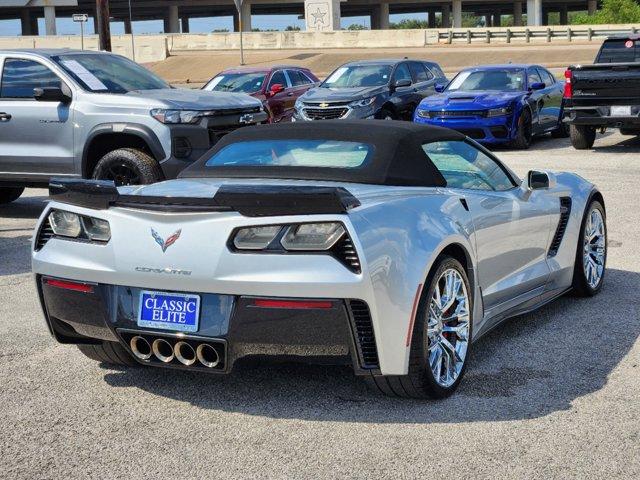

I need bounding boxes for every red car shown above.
[202,66,319,123]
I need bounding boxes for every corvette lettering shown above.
[135,267,192,276]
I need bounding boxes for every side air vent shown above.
[347,300,379,370]
[332,235,362,274]
[35,217,54,251]
[548,197,572,257]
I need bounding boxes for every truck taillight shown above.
[563,69,573,99]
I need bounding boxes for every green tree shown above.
[572,0,640,24]
[284,25,301,31]
[346,23,368,30]
[389,19,429,29]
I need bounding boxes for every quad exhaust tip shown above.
[196,343,220,368]
[128,334,222,369]
[152,338,175,363]
[174,341,197,366]
[130,336,152,360]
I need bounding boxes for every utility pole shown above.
[96,0,112,51]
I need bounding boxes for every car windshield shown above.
[205,140,372,168]
[446,69,525,92]
[204,72,267,93]
[321,65,392,88]
[52,53,170,93]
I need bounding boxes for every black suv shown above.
[292,59,447,122]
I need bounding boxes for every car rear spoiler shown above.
[48,179,360,216]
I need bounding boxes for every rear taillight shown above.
[563,69,573,99]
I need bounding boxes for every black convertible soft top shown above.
[179,120,466,187]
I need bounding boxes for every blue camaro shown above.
[413,64,568,149]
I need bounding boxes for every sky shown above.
[0,13,427,36]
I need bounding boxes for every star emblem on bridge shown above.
[311,7,327,26]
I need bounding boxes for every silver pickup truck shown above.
[0,49,267,204]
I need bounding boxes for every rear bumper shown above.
[37,275,380,375]
[564,105,640,127]
[414,115,516,144]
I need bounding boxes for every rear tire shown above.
[366,256,472,399]
[91,148,163,186]
[77,341,138,366]
[572,200,607,297]
[569,125,596,150]
[0,186,24,204]
[509,109,533,149]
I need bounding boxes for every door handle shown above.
[287,92,294,96]
[0,112,11,122]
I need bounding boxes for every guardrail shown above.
[436,25,639,44]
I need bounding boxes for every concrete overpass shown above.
[2,1,601,36]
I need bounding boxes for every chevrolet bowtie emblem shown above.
[319,102,329,108]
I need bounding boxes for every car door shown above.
[390,62,417,120]
[265,69,291,123]
[537,67,563,130]
[409,61,437,99]
[422,139,557,321]
[526,67,547,133]
[285,69,315,121]
[0,56,75,179]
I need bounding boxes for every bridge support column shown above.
[442,4,451,28]
[166,5,180,33]
[588,0,598,15]
[124,17,132,34]
[305,0,341,31]
[240,1,252,32]
[371,3,389,30]
[20,9,34,35]
[182,17,190,33]
[428,9,437,28]
[452,0,462,28]
[527,0,542,26]
[493,12,501,27]
[560,6,568,25]
[44,6,56,35]
[513,1,523,26]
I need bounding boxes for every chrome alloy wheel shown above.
[426,268,470,388]
[583,207,606,289]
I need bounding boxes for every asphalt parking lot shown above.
[1,132,638,479]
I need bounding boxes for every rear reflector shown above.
[251,299,333,309]
[44,278,94,293]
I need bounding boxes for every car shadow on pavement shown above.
[0,195,48,220]
[102,268,639,423]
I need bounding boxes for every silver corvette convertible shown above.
[32,121,607,398]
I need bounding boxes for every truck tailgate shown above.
[571,64,640,105]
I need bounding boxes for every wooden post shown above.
[96,0,111,51]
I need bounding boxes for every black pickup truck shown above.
[563,35,640,149]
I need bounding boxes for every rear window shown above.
[597,39,640,63]
[204,140,373,169]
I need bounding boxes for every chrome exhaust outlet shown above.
[152,338,175,363]
[196,343,220,368]
[130,336,152,360]
[174,341,197,366]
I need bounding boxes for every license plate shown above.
[138,290,200,333]
[611,106,632,117]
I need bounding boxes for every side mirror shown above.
[393,78,412,89]
[530,82,546,91]
[526,170,553,190]
[434,82,447,93]
[268,83,284,97]
[34,86,71,103]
